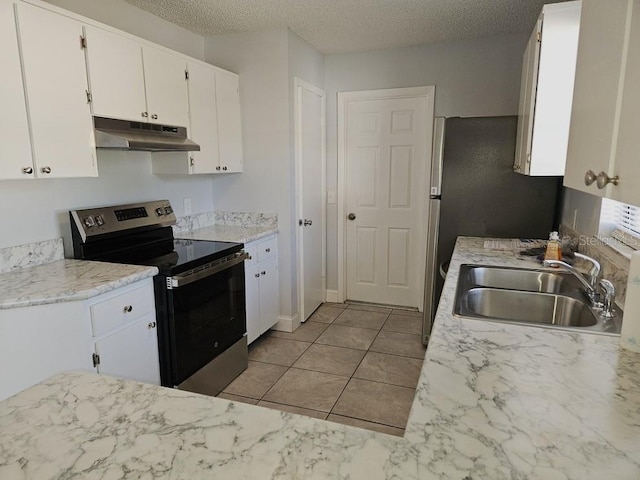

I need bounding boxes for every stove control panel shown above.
[70,200,177,241]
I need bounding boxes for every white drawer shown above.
[257,236,277,263]
[245,243,259,267]
[90,284,154,337]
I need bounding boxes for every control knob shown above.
[164,205,173,215]
[155,207,164,216]
[95,215,105,226]
[83,216,96,228]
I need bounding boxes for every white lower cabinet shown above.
[0,278,159,401]
[245,235,279,344]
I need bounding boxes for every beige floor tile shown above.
[332,378,415,428]
[309,306,345,324]
[216,392,259,405]
[293,344,366,377]
[321,302,348,310]
[326,414,404,437]
[353,352,423,388]
[382,314,422,335]
[347,304,392,314]
[248,336,311,366]
[334,309,388,330]
[315,324,379,351]
[263,368,349,412]
[269,321,328,342]
[258,401,328,420]
[369,330,427,359]
[222,361,287,399]
[390,309,422,317]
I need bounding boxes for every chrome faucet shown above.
[573,252,601,291]
[598,279,616,318]
[542,259,599,304]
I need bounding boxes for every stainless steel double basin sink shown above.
[454,265,622,335]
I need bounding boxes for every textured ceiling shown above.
[124,0,569,54]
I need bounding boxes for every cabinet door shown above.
[142,46,189,128]
[215,69,243,172]
[95,315,160,385]
[259,260,279,335]
[187,61,220,174]
[84,26,147,123]
[245,264,261,344]
[0,0,34,180]
[610,1,640,207]
[563,0,629,196]
[16,3,97,178]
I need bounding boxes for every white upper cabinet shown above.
[83,26,147,123]
[15,2,97,178]
[514,1,581,176]
[564,0,638,203]
[0,0,33,180]
[216,69,243,173]
[84,27,189,128]
[142,46,189,128]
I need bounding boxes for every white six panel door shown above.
[344,88,434,308]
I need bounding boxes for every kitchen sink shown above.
[454,264,622,335]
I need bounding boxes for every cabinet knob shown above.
[261,271,266,276]
[148,322,156,329]
[216,166,221,171]
[222,166,227,171]
[255,273,260,278]
[596,172,619,189]
[123,305,133,313]
[584,170,597,186]
[141,112,148,118]
[189,157,195,167]
[22,167,33,175]
[265,248,271,253]
[348,213,356,221]
[151,114,158,120]
[41,166,51,174]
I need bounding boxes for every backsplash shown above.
[0,238,64,274]
[560,224,630,307]
[173,211,278,233]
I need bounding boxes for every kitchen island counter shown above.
[1,237,638,479]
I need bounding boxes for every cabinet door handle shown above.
[148,322,156,329]
[123,305,133,313]
[584,170,596,186]
[141,112,148,118]
[22,167,33,175]
[596,172,619,189]
[41,166,51,174]
[151,114,158,120]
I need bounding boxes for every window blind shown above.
[609,201,640,250]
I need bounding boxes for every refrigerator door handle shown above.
[430,117,445,196]
[422,198,441,345]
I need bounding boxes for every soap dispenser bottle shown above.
[545,231,561,263]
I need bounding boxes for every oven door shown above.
[164,254,247,386]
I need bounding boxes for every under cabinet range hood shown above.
[93,117,200,152]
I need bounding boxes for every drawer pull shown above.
[148,322,156,329]
[123,305,133,313]
[265,248,271,253]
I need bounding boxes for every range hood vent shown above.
[94,117,200,152]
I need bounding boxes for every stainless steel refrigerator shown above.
[422,116,561,343]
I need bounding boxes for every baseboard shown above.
[325,289,338,303]
[271,312,301,333]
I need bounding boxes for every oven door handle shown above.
[167,252,249,289]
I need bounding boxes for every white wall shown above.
[41,0,204,59]
[324,33,529,290]
[1,0,214,253]
[204,29,296,319]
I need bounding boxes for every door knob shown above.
[348,213,356,221]
[584,170,596,186]
[596,171,619,189]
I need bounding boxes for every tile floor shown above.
[218,303,427,437]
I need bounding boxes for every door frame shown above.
[294,77,327,322]
[337,86,435,306]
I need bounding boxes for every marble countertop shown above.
[1,237,639,479]
[0,259,158,309]
[176,224,277,244]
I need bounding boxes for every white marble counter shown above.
[0,259,158,309]
[177,224,278,244]
[1,237,639,479]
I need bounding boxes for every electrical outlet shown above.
[184,198,192,215]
